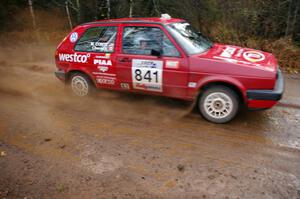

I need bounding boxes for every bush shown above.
[263,38,300,73]
[208,23,300,73]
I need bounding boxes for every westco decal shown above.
[58,53,90,63]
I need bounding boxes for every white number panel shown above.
[131,59,163,92]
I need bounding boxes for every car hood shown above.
[197,43,278,72]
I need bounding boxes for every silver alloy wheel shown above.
[71,76,89,96]
[203,92,233,119]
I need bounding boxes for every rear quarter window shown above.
[74,26,117,53]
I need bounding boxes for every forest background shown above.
[1,0,299,72]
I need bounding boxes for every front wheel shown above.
[198,86,240,123]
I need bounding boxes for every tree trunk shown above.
[28,0,40,40]
[129,0,133,17]
[65,1,73,30]
[76,0,81,23]
[152,0,160,16]
[291,0,299,36]
[106,0,111,19]
[28,0,37,30]
[285,0,293,36]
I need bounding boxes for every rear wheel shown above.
[70,73,94,97]
[198,86,239,123]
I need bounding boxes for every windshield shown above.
[166,22,213,55]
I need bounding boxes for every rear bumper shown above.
[55,70,66,83]
[247,69,284,109]
[247,69,284,101]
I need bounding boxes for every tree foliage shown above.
[0,0,299,42]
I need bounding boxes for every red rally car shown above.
[54,15,284,123]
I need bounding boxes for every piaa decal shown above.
[94,59,112,66]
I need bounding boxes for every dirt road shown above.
[0,44,299,199]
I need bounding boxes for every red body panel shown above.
[247,100,277,109]
[55,17,282,110]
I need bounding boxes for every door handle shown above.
[118,57,131,62]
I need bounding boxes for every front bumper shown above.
[247,69,284,101]
[55,70,66,83]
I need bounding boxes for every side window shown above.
[74,26,117,53]
[122,26,180,57]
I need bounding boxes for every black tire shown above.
[69,72,94,97]
[198,86,240,123]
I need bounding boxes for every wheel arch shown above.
[196,77,247,105]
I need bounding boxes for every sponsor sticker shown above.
[220,46,236,58]
[70,32,78,43]
[165,60,179,69]
[96,76,116,85]
[97,66,109,73]
[95,54,111,59]
[236,49,244,57]
[213,56,237,63]
[91,42,114,52]
[120,83,130,90]
[131,59,163,92]
[91,42,106,51]
[92,72,116,76]
[94,59,112,66]
[91,42,105,47]
[188,82,197,88]
[58,53,90,63]
[108,43,114,51]
[134,83,161,91]
[243,51,265,62]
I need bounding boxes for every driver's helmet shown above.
[133,35,151,46]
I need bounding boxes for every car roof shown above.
[83,17,185,26]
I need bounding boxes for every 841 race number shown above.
[134,69,159,82]
[132,59,163,92]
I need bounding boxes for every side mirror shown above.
[151,49,162,57]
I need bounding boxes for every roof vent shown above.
[160,14,171,20]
